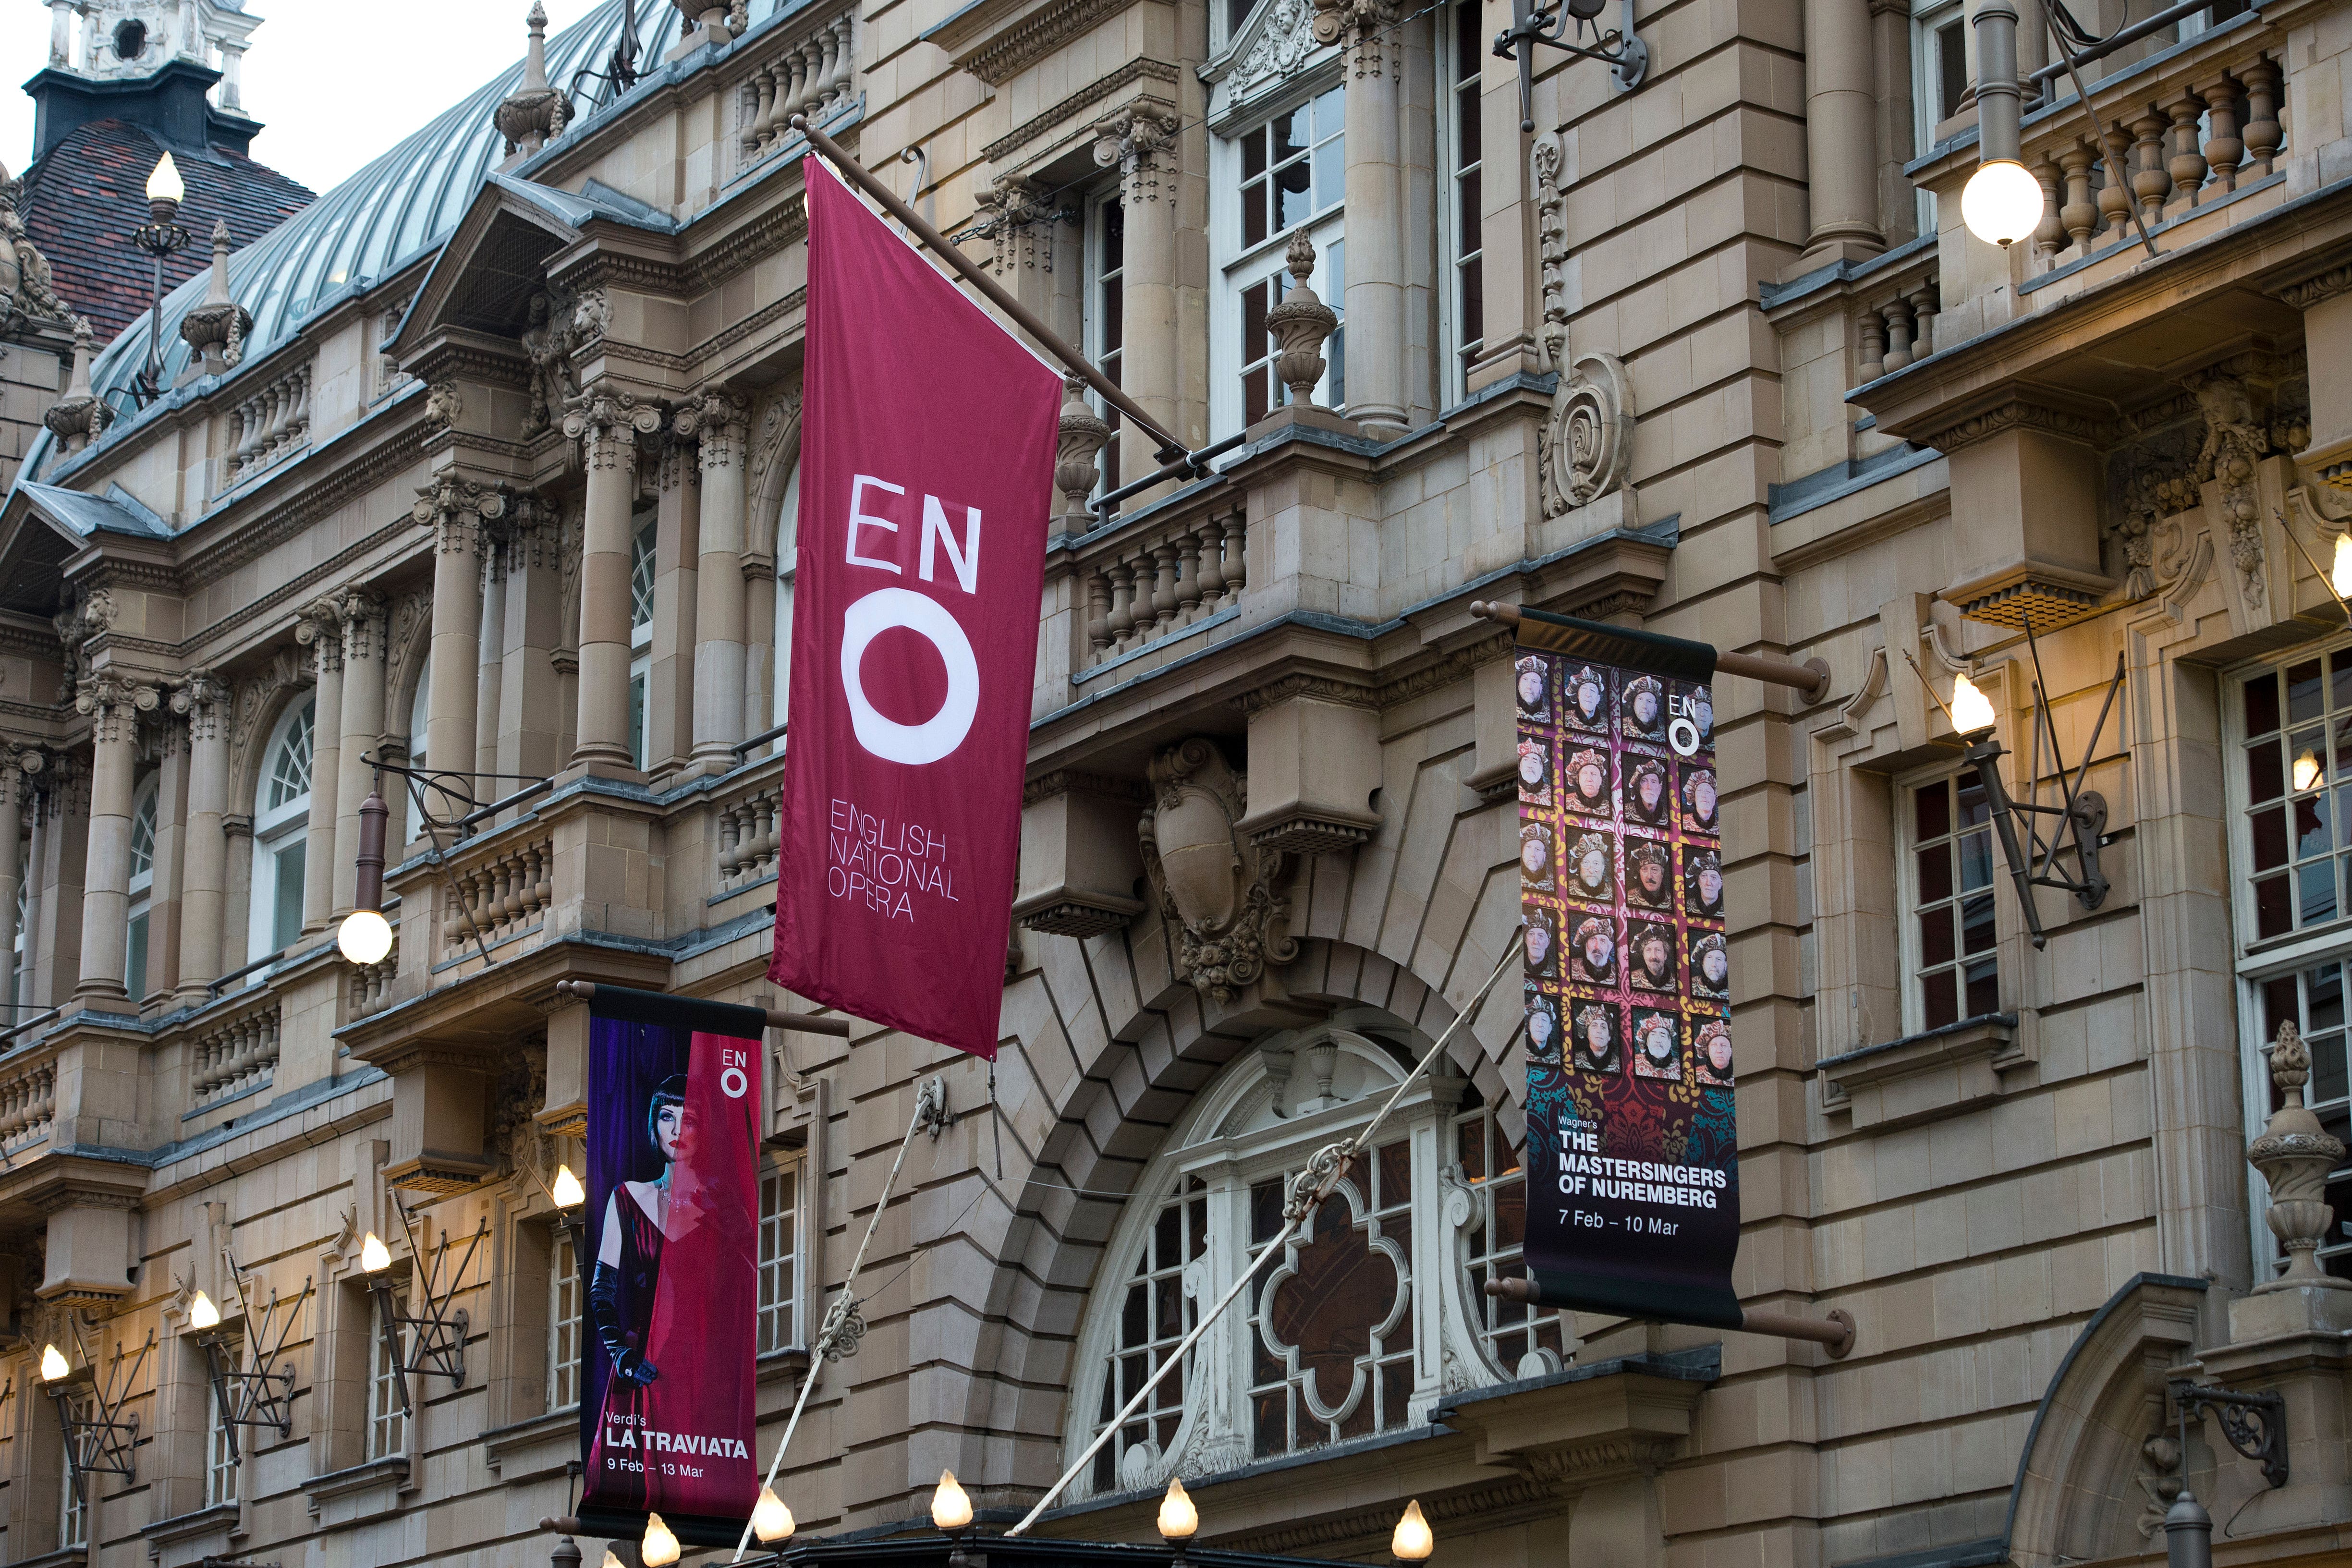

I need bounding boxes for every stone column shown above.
[172,675,231,1003]
[562,386,664,771]
[476,537,509,784]
[683,391,752,769]
[296,601,344,935]
[499,501,568,790]
[148,712,188,1000]
[1805,0,1885,258]
[334,594,389,920]
[411,477,508,793]
[1092,106,1186,482]
[649,441,699,774]
[0,746,35,1009]
[1335,1,1411,435]
[73,677,158,1007]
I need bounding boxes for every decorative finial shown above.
[63,316,93,400]
[1053,375,1112,527]
[1263,231,1340,414]
[496,0,573,158]
[2271,1019,2313,1104]
[43,317,111,456]
[1285,229,1317,289]
[2248,1018,2352,1292]
[522,1,551,93]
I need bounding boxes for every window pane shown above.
[2257,873,2293,938]
[2246,670,2281,737]
[1244,177,1268,248]
[1314,136,1344,213]
[1916,843,1953,903]
[1920,905,1954,967]
[1274,106,1307,164]
[1936,20,1967,120]
[2253,806,2289,871]
[1923,968,1959,1029]
[2300,793,2334,858]
[1914,779,1950,841]
[2249,741,2285,803]
[1958,825,1994,892]
[1960,893,1996,956]
[1278,158,1313,231]
[2289,659,2326,723]
[1963,958,1999,1018]
[1314,85,1343,141]
[127,911,147,1001]
[271,842,305,953]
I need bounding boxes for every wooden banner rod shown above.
[787,113,1189,465]
[1470,600,1832,702]
[1483,1278,1856,1357]
[551,979,853,1037]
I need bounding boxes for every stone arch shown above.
[746,389,803,563]
[2005,1272,2212,1568]
[226,648,315,820]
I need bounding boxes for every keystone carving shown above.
[1138,738,1299,1003]
[2192,372,2272,612]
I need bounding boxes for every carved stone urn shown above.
[1138,739,1299,1003]
[2249,1020,2351,1291]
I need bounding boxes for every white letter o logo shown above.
[721,1066,749,1099]
[839,588,981,765]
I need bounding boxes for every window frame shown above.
[1210,73,1348,439]
[205,1340,241,1507]
[127,773,157,1002]
[629,511,657,771]
[58,1388,91,1547]
[773,464,800,730]
[366,1289,407,1461]
[1083,185,1128,499]
[758,1152,807,1356]
[247,697,315,967]
[1911,0,1967,233]
[1436,0,1486,405]
[548,1225,583,1413]
[1894,762,2008,1036]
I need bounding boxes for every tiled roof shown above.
[17,118,313,347]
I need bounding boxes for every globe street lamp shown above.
[131,153,194,405]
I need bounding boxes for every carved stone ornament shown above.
[0,161,69,329]
[1092,104,1182,206]
[44,316,111,457]
[2192,371,2273,611]
[425,380,463,430]
[518,284,582,438]
[495,2,575,158]
[1264,231,1339,411]
[1138,738,1300,1002]
[1541,353,1635,517]
[177,220,251,378]
[1055,375,1112,521]
[975,177,1056,276]
[2248,1019,2352,1292]
[1232,0,1318,94]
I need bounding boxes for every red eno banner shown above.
[768,157,1060,1060]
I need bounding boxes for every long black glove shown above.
[589,1261,658,1385]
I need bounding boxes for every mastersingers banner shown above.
[581,986,764,1525]
[769,156,1061,1059]
[1515,608,1742,1329]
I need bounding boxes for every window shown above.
[629,515,656,770]
[549,1228,582,1411]
[1912,0,1967,231]
[58,1390,90,1547]
[758,1159,802,1354]
[2231,647,2352,1281]
[12,877,27,1010]
[1903,772,1999,1031]
[248,698,314,965]
[1440,0,1486,401]
[367,1292,406,1460]
[1066,1030,1531,1500]
[407,656,431,770]
[773,465,800,730]
[1218,84,1346,435]
[126,777,156,1001]
[205,1349,239,1506]
[1085,192,1126,498]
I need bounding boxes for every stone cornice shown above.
[951,0,1145,84]
[684,196,809,296]
[984,58,1182,165]
[1918,398,2106,454]
[1022,768,1149,807]
[1375,630,1514,707]
[2272,263,2352,310]
[181,419,433,590]
[1236,672,1380,713]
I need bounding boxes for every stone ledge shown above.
[484,1406,580,1479]
[302,1453,412,1509]
[139,1501,239,1547]
[1818,1013,2025,1131]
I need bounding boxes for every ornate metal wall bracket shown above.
[2169,1380,2289,1488]
[369,1200,488,1415]
[50,1322,154,1494]
[199,1251,314,1462]
[1493,0,1648,130]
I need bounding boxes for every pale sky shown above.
[0,0,612,194]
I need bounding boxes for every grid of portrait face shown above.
[1516,652,1732,1089]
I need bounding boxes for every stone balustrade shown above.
[1078,505,1249,670]
[718,775,782,892]
[348,934,398,1017]
[1854,254,1941,382]
[440,830,554,960]
[223,358,314,486]
[732,6,855,174]
[0,1057,56,1150]
[2019,37,2283,269]
[191,1000,280,1109]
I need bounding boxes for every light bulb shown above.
[752,1484,795,1543]
[1391,1498,1435,1561]
[337,908,393,966]
[600,1554,624,1568]
[1158,1476,1199,1542]
[2332,532,2352,599]
[931,1468,974,1531]
[360,1232,391,1273]
[188,1290,220,1331]
[550,1164,585,1209]
[641,1511,681,1568]
[39,1344,68,1383]
[146,151,185,205]
[1961,158,2044,248]
[1949,673,1997,736]
[2296,750,2323,793]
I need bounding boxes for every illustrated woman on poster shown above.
[586,1076,692,1507]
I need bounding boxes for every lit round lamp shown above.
[551,1164,585,1210]
[931,1469,974,1531]
[1961,158,2043,248]
[337,909,392,966]
[145,151,185,218]
[1158,1477,1199,1543]
[360,1232,392,1274]
[38,1344,69,1384]
[188,1290,220,1332]
[752,1484,795,1543]
[641,1511,681,1568]
[1391,1499,1434,1562]
[2332,531,2352,599]
[1949,673,1997,736]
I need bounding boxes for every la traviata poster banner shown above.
[1514,609,1743,1329]
[581,987,764,1522]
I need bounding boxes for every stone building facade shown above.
[0,0,2340,1565]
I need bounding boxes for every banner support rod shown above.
[1003,934,1526,1538]
[1471,601,1832,702]
[552,979,853,1036]
[1483,1277,1856,1355]
[789,113,1191,466]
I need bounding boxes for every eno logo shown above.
[841,474,983,766]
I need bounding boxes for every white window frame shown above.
[773,464,800,730]
[1437,0,1485,406]
[1894,762,2007,1036]
[13,876,28,1011]
[205,1343,240,1506]
[1912,0,1967,234]
[2224,642,2352,1281]
[366,1290,406,1461]
[548,1226,582,1412]
[629,513,657,770]
[1083,187,1127,500]
[126,775,157,1003]
[247,697,314,967]
[58,1389,87,1547]
[1211,74,1348,440]
[758,1153,806,1354]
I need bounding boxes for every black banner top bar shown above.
[1510,607,1719,683]
[579,982,773,1041]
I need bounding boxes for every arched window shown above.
[773,462,799,728]
[12,877,27,1010]
[1063,1027,1555,1499]
[629,514,656,769]
[408,654,431,770]
[126,777,157,1000]
[250,697,314,962]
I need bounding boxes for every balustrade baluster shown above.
[1086,574,1112,657]
[2034,157,2064,255]
[2131,111,2170,227]
[1858,309,1886,380]
[2167,93,2207,210]
[1104,562,1136,657]
[1222,515,1247,596]
[1908,286,1938,360]
[1176,531,1205,621]
[1150,542,1180,633]
[2097,137,2133,238]
[2059,144,2098,250]
[2243,58,2281,176]
[1880,300,1915,375]
[1195,519,1229,609]
[2202,76,2243,195]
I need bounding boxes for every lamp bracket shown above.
[52,1324,153,1494]
[370,1198,488,1414]
[198,1251,314,1462]
[1494,0,1648,130]
[2169,1380,2288,1488]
